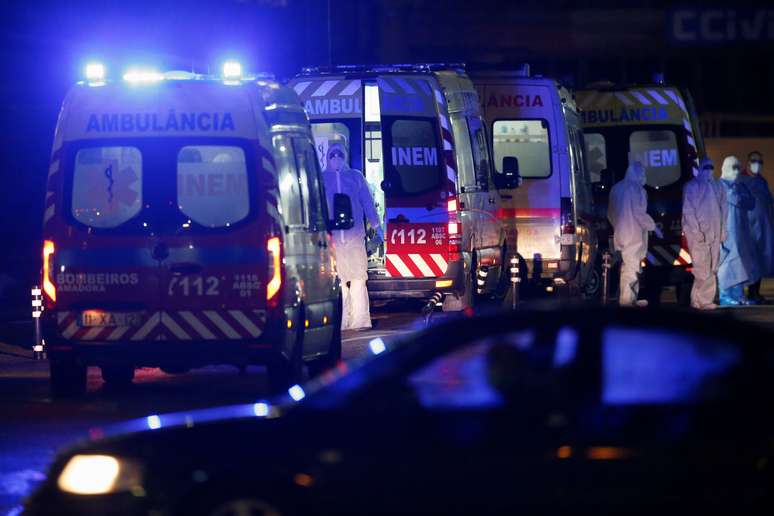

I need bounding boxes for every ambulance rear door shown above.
[376,75,451,280]
[479,80,562,264]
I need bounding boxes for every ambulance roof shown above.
[57,76,305,142]
[297,63,467,78]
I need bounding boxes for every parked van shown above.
[289,64,510,311]
[473,67,597,296]
[40,64,353,396]
[577,80,702,304]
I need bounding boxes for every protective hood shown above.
[697,157,714,181]
[721,156,740,181]
[625,161,647,186]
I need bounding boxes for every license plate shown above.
[79,311,144,328]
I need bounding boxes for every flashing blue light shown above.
[85,62,105,83]
[368,337,386,355]
[253,402,270,417]
[123,69,164,83]
[146,415,162,430]
[288,384,305,402]
[222,61,243,80]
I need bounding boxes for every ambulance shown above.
[289,64,508,310]
[473,68,597,296]
[577,80,702,304]
[40,63,353,396]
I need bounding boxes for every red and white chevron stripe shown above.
[385,253,448,278]
[55,309,267,341]
[646,244,692,267]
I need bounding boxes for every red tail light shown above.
[266,236,282,309]
[42,240,56,304]
[447,196,462,261]
[560,198,575,236]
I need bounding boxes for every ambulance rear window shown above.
[629,130,680,189]
[71,146,143,228]
[584,133,607,183]
[176,146,249,228]
[493,120,551,178]
[385,118,443,195]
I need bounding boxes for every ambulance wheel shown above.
[582,263,603,301]
[307,294,342,378]
[101,365,135,387]
[267,310,304,394]
[461,254,481,313]
[50,356,87,398]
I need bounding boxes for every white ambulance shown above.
[40,63,353,396]
[473,68,598,296]
[289,64,508,311]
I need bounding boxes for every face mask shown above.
[750,162,761,174]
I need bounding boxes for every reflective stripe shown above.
[162,313,192,340]
[614,92,634,106]
[647,89,669,105]
[387,254,414,277]
[132,312,161,341]
[631,91,651,105]
[430,254,448,274]
[43,205,55,224]
[62,321,80,339]
[48,161,59,176]
[339,80,360,96]
[394,77,416,95]
[204,311,241,339]
[409,254,435,277]
[311,80,339,97]
[292,81,312,95]
[107,326,130,340]
[180,311,217,340]
[229,310,262,338]
[434,89,445,105]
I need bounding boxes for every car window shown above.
[493,120,551,178]
[71,146,143,228]
[584,132,607,183]
[602,326,742,405]
[273,134,305,227]
[176,145,249,228]
[406,327,578,409]
[450,115,477,189]
[385,118,443,195]
[293,137,327,230]
[629,129,680,188]
[467,116,491,189]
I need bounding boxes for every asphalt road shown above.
[1,284,774,515]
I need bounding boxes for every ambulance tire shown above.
[267,310,305,394]
[461,253,481,313]
[307,294,343,378]
[582,261,603,301]
[101,365,135,388]
[50,356,87,398]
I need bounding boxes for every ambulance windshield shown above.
[383,117,443,195]
[493,120,551,178]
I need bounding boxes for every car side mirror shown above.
[330,193,354,230]
[494,156,521,189]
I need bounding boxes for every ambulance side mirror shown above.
[494,156,521,189]
[330,193,354,231]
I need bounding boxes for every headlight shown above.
[57,454,143,495]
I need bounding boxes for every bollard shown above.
[601,251,612,305]
[509,255,520,310]
[476,267,488,295]
[31,286,46,360]
[423,291,443,326]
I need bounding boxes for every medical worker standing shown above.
[682,158,727,309]
[608,161,657,306]
[743,151,774,303]
[718,156,761,306]
[322,142,382,330]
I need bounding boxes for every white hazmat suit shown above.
[608,162,656,306]
[321,143,381,330]
[682,158,728,309]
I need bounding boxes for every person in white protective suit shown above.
[321,142,382,330]
[682,157,728,310]
[608,161,657,306]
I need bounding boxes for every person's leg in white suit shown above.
[619,250,642,306]
[689,240,718,309]
[341,279,372,330]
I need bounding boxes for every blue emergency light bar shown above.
[123,69,164,83]
[85,62,106,83]
[222,61,243,80]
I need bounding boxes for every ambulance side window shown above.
[71,146,143,228]
[293,137,326,231]
[273,135,305,227]
[493,120,551,178]
[450,114,477,190]
[467,116,491,190]
[176,146,249,228]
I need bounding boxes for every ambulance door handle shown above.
[488,197,496,204]
[317,240,327,249]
